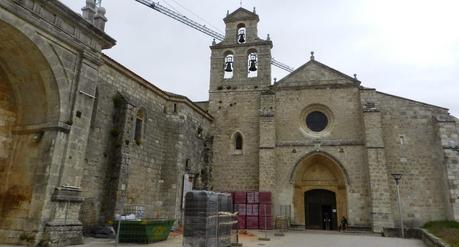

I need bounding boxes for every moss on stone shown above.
[424,221,459,247]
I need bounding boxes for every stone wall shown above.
[1,0,212,243]
[160,103,212,223]
[359,89,394,231]
[208,8,272,193]
[376,91,451,226]
[272,85,371,227]
[434,114,459,221]
[0,67,20,242]
[209,90,261,191]
[0,68,15,178]
[2,1,458,243]
[79,56,212,229]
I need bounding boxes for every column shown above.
[435,114,459,220]
[361,91,394,232]
[258,91,276,192]
[44,51,102,246]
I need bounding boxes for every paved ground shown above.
[74,230,426,247]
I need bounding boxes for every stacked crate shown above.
[217,193,233,247]
[231,191,272,230]
[233,192,247,229]
[183,191,234,247]
[246,192,259,229]
[183,191,218,247]
[259,192,272,230]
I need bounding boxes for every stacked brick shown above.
[232,192,272,230]
[258,192,272,230]
[183,191,233,247]
[233,192,247,229]
[246,192,259,229]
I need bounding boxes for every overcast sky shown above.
[60,0,459,116]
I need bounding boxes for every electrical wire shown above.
[161,0,181,14]
[164,0,224,33]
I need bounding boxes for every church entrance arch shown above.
[0,19,61,244]
[304,189,337,230]
[291,152,348,229]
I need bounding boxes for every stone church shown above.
[0,0,458,246]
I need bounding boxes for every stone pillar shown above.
[81,0,96,23]
[259,91,276,192]
[361,91,394,232]
[96,93,136,225]
[44,51,102,246]
[435,114,459,220]
[94,7,107,31]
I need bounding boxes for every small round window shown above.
[306,111,328,132]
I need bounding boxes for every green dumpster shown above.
[114,219,175,244]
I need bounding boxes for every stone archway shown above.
[292,152,348,228]
[0,19,61,244]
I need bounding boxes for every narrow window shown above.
[237,24,246,44]
[173,103,177,113]
[248,52,258,78]
[235,132,243,150]
[224,54,234,79]
[185,159,191,172]
[399,135,405,145]
[134,109,145,145]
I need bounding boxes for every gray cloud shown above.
[60,0,459,116]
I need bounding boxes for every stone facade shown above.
[0,0,114,245]
[0,0,211,246]
[208,7,459,232]
[0,1,458,246]
[80,57,212,229]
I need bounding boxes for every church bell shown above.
[225,55,233,72]
[249,54,257,72]
[225,61,233,72]
[238,30,246,43]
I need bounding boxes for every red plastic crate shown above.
[246,216,259,229]
[259,204,272,216]
[247,192,259,204]
[236,216,246,229]
[233,192,247,204]
[246,204,259,216]
[258,216,273,230]
[259,192,272,204]
[234,204,247,216]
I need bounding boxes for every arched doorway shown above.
[0,19,61,244]
[304,189,337,230]
[291,152,348,229]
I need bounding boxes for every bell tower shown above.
[208,8,272,192]
[209,7,272,91]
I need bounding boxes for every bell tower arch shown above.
[209,8,272,191]
[209,7,272,91]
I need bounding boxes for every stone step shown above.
[287,225,378,236]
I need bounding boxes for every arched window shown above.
[247,50,258,78]
[237,23,246,44]
[234,132,243,151]
[134,108,145,145]
[224,53,234,79]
